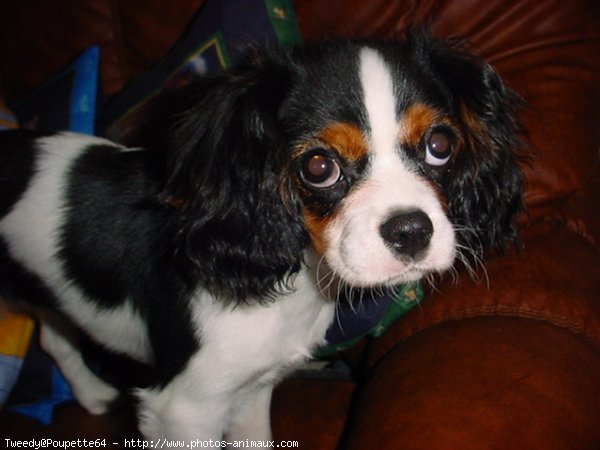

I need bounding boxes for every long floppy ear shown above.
[161,52,308,303]
[422,33,525,252]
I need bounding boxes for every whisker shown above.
[315,254,338,298]
[425,273,440,293]
[450,223,490,287]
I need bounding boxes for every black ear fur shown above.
[161,52,308,303]
[419,33,525,252]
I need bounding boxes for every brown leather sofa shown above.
[1,1,599,448]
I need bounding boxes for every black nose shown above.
[379,210,434,260]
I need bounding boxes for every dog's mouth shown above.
[311,253,451,302]
[325,240,456,288]
[343,283,415,302]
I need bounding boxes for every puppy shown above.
[0,32,523,441]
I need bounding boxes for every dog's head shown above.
[161,32,524,302]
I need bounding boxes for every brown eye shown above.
[425,131,453,166]
[300,150,342,189]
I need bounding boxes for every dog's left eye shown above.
[300,150,342,189]
[425,131,453,166]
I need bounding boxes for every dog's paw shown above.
[73,378,120,415]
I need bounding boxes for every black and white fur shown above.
[0,33,523,441]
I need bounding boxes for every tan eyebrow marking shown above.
[318,122,369,162]
[400,103,441,147]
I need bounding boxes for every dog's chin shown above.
[315,248,456,296]
[318,241,456,289]
[337,264,442,289]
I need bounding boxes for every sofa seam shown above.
[366,304,600,371]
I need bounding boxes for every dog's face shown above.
[289,46,458,287]
[163,33,523,301]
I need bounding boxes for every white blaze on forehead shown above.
[359,47,398,159]
[315,47,458,287]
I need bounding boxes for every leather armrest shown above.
[344,316,600,449]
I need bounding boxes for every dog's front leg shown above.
[136,375,231,441]
[39,314,120,414]
[225,383,274,444]
[136,372,275,442]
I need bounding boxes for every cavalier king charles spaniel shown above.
[0,32,523,441]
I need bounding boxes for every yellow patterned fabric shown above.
[0,309,35,404]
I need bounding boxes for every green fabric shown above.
[316,282,425,358]
[264,0,303,45]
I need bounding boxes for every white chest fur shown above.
[136,267,335,441]
[191,267,335,385]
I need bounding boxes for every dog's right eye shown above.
[300,150,342,189]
